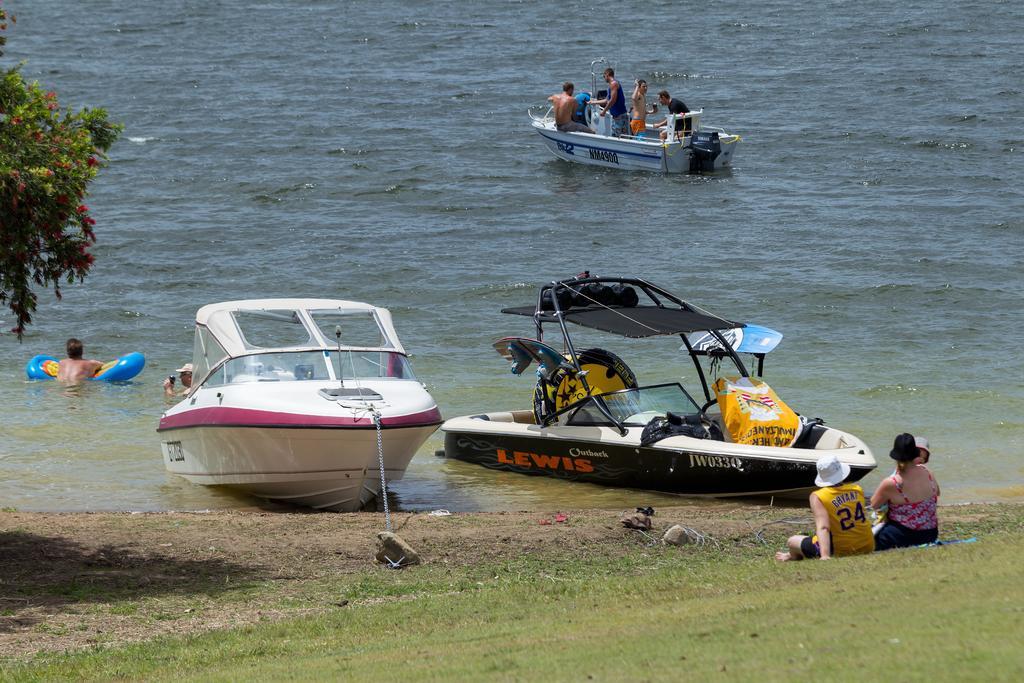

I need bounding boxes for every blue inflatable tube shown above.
[25,352,146,381]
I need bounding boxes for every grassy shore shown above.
[2,503,1023,681]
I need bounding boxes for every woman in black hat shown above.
[870,433,941,550]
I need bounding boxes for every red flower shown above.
[76,204,89,213]
[86,157,98,167]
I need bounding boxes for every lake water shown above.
[1,0,1022,512]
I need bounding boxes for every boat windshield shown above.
[204,350,416,386]
[326,349,416,382]
[565,383,701,427]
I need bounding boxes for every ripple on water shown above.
[2,0,1021,511]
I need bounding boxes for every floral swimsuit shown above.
[887,468,938,531]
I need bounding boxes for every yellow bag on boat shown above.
[712,376,800,447]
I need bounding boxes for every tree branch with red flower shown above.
[1,1,123,339]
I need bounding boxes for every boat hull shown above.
[442,416,874,499]
[160,422,438,511]
[533,122,739,174]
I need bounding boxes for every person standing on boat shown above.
[591,68,628,136]
[629,79,656,138]
[775,454,875,561]
[57,338,105,384]
[653,90,690,141]
[871,433,940,550]
[549,82,595,134]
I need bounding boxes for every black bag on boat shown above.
[573,282,615,307]
[540,287,575,312]
[609,283,639,307]
[641,412,715,447]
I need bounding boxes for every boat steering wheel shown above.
[697,398,718,427]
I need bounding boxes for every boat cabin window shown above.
[203,350,417,386]
[207,351,333,385]
[191,325,228,383]
[566,383,701,427]
[328,350,417,381]
[309,310,394,349]
[232,309,315,350]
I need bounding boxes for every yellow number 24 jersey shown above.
[813,483,874,556]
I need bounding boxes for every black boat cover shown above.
[501,305,739,338]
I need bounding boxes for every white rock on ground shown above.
[375,531,422,566]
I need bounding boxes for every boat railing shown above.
[699,124,735,140]
[528,105,554,124]
[581,108,705,142]
[661,109,703,143]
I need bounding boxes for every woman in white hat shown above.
[776,454,875,561]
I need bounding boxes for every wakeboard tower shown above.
[442,272,876,498]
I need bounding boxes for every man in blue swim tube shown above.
[57,338,104,385]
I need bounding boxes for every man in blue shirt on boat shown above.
[591,68,629,136]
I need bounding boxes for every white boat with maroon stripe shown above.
[157,299,441,511]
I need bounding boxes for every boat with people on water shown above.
[157,298,442,511]
[530,59,741,174]
[441,273,875,498]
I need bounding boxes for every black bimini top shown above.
[501,305,738,338]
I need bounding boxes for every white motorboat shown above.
[157,299,442,511]
[531,59,740,174]
[441,274,876,499]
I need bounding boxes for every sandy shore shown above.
[1,502,1018,659]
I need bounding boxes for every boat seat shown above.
[792,418,827,449]
[474,411,536,424]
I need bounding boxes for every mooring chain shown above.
[372,409,391,531]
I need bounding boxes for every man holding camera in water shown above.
[163,363,194,397]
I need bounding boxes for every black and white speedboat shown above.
[441,274,875,498]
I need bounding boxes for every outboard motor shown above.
[688,131,721,173]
